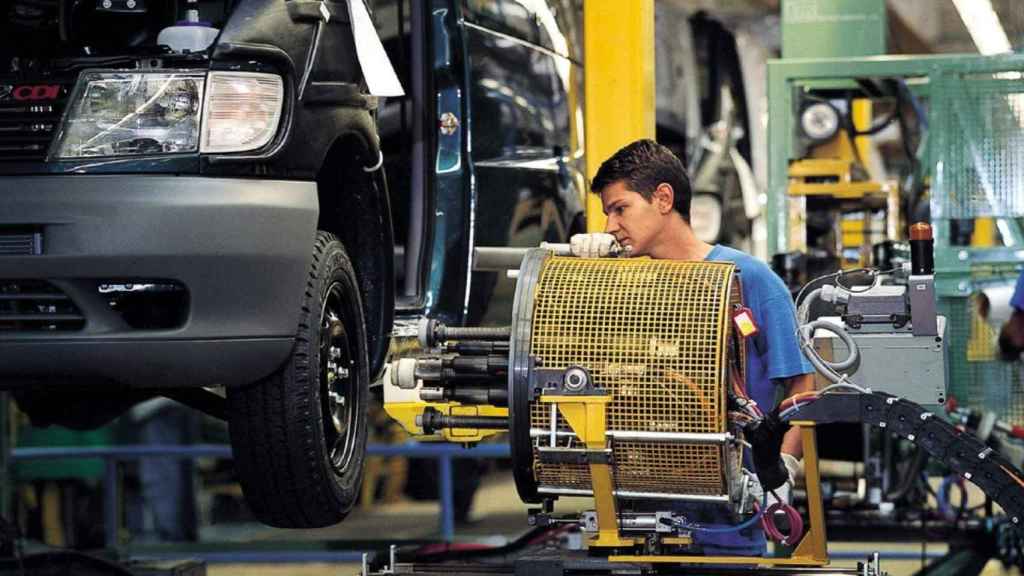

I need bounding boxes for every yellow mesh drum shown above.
[508,250,745,504]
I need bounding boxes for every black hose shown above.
[444,341,510,355]
[421,319,511,348]
[418,408,508,434]
[445,387,508,407]
[885,442,927,501]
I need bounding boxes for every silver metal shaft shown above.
[537,487,730,503]
[529,428,732,444]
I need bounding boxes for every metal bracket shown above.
[530,363,605,400]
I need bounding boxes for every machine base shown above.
[363,548,880,576]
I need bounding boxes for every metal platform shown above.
[361,546,883,576]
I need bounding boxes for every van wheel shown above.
[227,231,368,528]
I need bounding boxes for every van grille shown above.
[0,77,76,162]
[0,230,42,255]
[0,280,85,331]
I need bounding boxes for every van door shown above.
[460,0,586,325]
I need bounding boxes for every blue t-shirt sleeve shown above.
[745,264,815,381]
[1013,271,1024,311]
[755,294,815,381]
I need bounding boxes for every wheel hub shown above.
[321,283,358,474]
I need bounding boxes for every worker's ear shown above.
[653,183,674,214]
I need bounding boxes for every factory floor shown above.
[201,472,1023,576]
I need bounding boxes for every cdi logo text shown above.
[0,85,62,102]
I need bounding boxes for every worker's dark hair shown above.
[590,139,692,223]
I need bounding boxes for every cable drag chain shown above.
[788,391,1024,525]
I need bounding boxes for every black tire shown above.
[227,231,369,528]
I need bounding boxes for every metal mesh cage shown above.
[933,72,1024,219]
[526,257,743,498]
[939,267,1024,424]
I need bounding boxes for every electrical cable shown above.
[850,104,901,136]
[937,475,969,522]
[835,268,885,293]
[794,272,834,315]
[776,383,873,421]
[761,489,805,546]
[885,443,927,502]
[818,381,871,395]
[675,492,767,534]
[798,319,861,382]
[896,78,928,130]
[794,270,880,384]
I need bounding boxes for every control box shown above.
[813,316,948,406]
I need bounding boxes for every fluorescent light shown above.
[952,0,1012,55]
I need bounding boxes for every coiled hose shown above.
[797,288,861,383]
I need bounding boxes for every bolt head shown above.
[563,367,588,391]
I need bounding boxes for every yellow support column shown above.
[971,218,996,247]
[540,395,638,548]
[851,99,873,168]
[584,0,656,232]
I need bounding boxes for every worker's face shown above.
[600,180,674,257]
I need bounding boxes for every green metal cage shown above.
[768,54,1024,421]
[933,70,1024,220]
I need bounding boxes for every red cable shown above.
[761,501,805,546]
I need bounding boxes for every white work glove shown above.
[767,453,802,507]
[569,233,620,258]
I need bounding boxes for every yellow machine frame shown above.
[789,99,881,199]
[546,387,829,567]
[385,400,508,443]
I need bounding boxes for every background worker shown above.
[570,139,816,555]
[999,269,1024,361]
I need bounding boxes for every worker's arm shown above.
[1000,308,1024,361]
[779,372,816,459]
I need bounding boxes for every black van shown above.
[0,0,584,529]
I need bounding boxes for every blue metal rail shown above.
[11,444,945,568]
[11,442,511,546]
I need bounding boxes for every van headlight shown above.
[52,70,283,159]
[53,71,205,158]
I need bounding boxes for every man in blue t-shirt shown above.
[570,139,816,555]
[999,270,1024,361]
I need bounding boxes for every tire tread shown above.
[227,232,368,528]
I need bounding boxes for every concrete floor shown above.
[200,471,1023,576]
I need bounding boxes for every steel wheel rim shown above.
[321,281,357,475]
